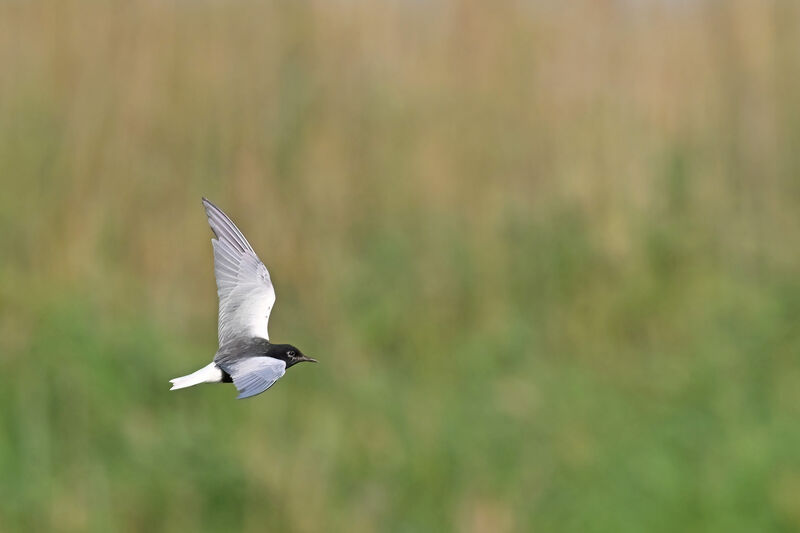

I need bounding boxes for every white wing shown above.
[222,357,286,400]
[203,198,276,345]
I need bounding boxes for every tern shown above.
[170,198,316,399]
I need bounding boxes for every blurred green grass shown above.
[1,0,800,531]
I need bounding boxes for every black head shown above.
[267,343,317,368]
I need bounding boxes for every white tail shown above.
[169,363,223,390]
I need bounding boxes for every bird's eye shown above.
[288,350,296,357]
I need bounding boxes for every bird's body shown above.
[170,198,315,399]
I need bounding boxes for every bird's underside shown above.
[169,355,286,399]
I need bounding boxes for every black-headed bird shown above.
[170,198,316,399]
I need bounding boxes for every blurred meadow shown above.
[1,0,800,531]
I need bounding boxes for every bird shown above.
[169,198,316,399]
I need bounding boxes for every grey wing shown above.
[203,198,276,345]
[220,357,286,400]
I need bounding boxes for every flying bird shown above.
[170,198,316,399]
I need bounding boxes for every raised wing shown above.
[203,198,276,345]
[220,357,286,399]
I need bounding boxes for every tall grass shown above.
[1,1,799,531]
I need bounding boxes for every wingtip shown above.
[201,197,217,220]
[202,197,224,219]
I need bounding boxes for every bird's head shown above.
[270,343,317,368]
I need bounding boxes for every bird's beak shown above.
[299,356,317,363]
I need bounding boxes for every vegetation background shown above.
[1,0,799,531]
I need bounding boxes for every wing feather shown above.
[220,357,286,400]
[203,198,276,345]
